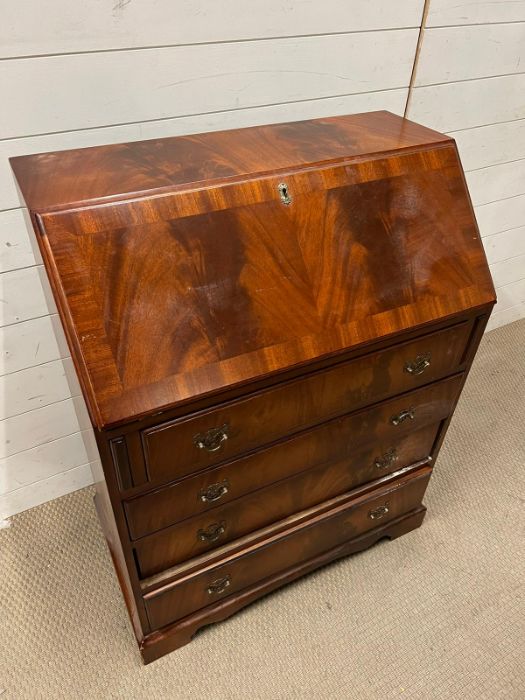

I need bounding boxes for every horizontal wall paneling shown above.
[426,0,525,27]
[0,31,419,138]
[0,88,409,211]
[0,0,425,58]
[415,23,525,85]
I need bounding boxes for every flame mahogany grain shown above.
[11,112,495,662]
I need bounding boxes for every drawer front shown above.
[144,466,432,629]
[141,322,471,485]
[135,425,436,576]
[127,414,439,542]
[134,372,461,576]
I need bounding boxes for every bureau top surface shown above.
[11,112,495,429]
[12,111,447,211]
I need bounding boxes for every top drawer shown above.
[139,321,471,486]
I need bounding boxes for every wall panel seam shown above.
[483,224,525,240]
[415,71,525,89]
[0,462,94,497]
[476,192,525,207]
[404,0,430,117]
[0,86,411,143]
[0,25,424,63]
[428,20,525,30]
[466,156,525,173]
[449,116,525,133]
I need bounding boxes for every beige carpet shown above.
[1,320,524,700]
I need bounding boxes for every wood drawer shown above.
[127,417,439,541]
[143,466,432,629]
[140,322,471,486]
[134,373,461,576]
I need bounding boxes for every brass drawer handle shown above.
[207,575,231,596]
[194,423,229,453]
[199,479,230,503]
[197,521,226,543]
[374,448,398,470]
[404,352,431,376]
[391,407,415,426]
[368,503,389,520]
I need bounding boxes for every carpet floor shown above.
[1,319,524,699]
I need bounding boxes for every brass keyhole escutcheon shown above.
[278,182,292,205]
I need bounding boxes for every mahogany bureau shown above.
[10,111,496,662]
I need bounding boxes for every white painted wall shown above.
[407,1,525,331]
[0,0,523,518]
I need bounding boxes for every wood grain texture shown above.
[140,322,471,487]
[11,112,447,211]
[10,112,495,661]
[125,423,438,540]
[134,375,460,575]
[140,506,427,662]
[143,466,432,628]
[11,113,495,428]
[0,89,409,212]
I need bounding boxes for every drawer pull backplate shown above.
[374,448,398,470]
[404,352,431,376]
[391,408,415,426]
[197,521,226,543]
[368,503,390,520]
[194,424,229,453]
[207,575,231,596]
[199,479,230,503]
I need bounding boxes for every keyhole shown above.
[278,182,292,205]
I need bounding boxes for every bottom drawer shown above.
[143,466,431,630]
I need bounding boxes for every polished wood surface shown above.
[134,374,460,575]
[141,322,471,486]
[140,506,427,664]
[11,114,494,428]
[125,423,438,540]
[144,466,432,629]
[10,112,448,211]
[11,113,496,662]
